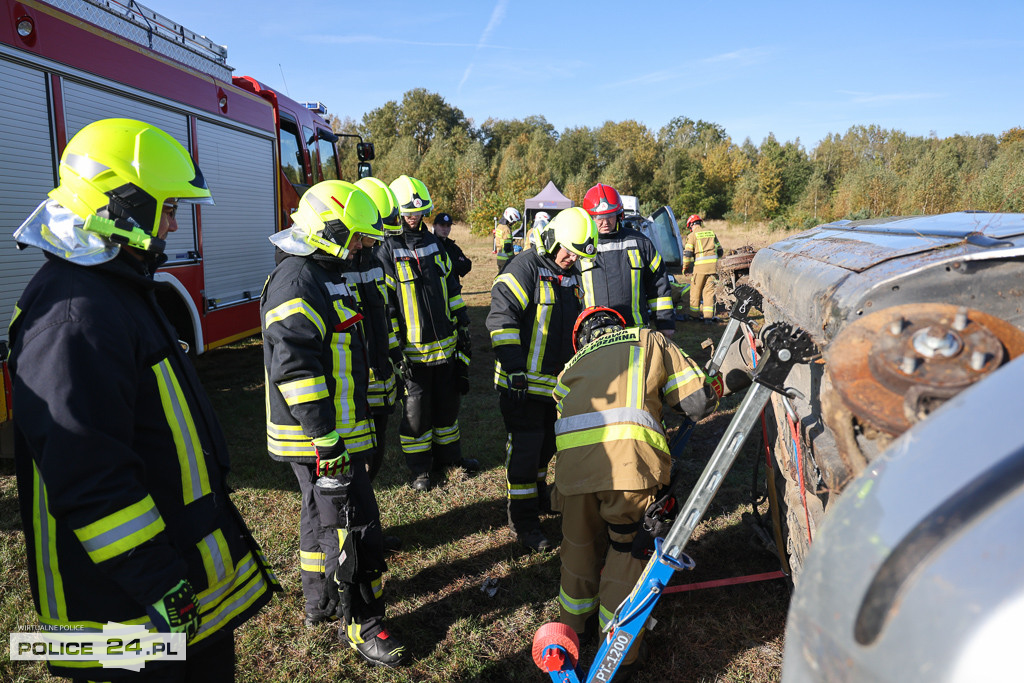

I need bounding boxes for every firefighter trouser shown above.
[500,394,557,534]
[689,266,718,320]
[292,457,386,640]
[367,412,390,482]
[553,487,658,666]
[400,360,462,475]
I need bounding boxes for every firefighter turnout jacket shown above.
[683,227,723,273]
[579,226,674,332]
[683,226,724,320]
[438,235,472,280]
[488,248,585,400]
[378,228,469,366]
[553,327,718,494]
[9,252,279,679]
[262,252,374,462]
[495,222,514,268]
[345,247,398,415]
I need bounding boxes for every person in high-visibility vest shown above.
[262,180,409,668]
[550,306,722,670]
[682,214,724,322]
[9,118,280,681]
[495,206,520,272]
[487,208,598,552]
[520,211,550,254]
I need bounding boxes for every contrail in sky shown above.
[459,0,509,94]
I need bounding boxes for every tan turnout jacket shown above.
[552,328,714,495]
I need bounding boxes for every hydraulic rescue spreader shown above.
[532,294,816,683]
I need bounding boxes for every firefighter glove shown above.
[313,432,350,477]
[705,371,726,400]
[147,579,200,641]
[455,353,471,395]
[508,371,529,404]
[395,355,414,383]
[456,326,472,358]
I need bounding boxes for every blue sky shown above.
[151,0,1023,149]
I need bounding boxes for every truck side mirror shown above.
[356,142,375,162]
[358,162,372,179]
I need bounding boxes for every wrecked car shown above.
[745,211,1024,680]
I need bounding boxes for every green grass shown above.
[0,225,787,682]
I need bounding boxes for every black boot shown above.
[519,528,552,553]
[456,457,481,474]
[349,628,410,668]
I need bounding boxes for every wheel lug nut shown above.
[952,308,969,332]
[901,355,920,374]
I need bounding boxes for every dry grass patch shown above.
[0,222,788,683]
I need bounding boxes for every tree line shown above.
[328,88,1024,236]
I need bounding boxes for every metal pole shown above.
[662,381,774,559]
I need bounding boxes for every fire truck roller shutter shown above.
[0,59,51,339]
[193,119,276,308]
[62,80,197,262]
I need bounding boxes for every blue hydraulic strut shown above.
[534,317,816,683]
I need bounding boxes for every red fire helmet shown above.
[582,183,623,218]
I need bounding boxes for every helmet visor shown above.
[177,195,215,206]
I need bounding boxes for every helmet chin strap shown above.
[87,186,166,252]
[87,211,164,253]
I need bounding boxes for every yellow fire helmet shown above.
[48,118,213,252]
[389,174,432,216]
[272,180,383,258]
[540,207,598,259]
[355,176,402,236]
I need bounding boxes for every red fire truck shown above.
[0,0,372,446]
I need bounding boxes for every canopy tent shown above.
[519,182,574,236]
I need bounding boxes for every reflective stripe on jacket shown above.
[378,228,469,365]
[579,227,674,331]
[344,248,397,413]
[262,254,373,462]
[9,253,277,678]
[487,249,583,400]
[683,229,723,271]
[553,328,715,494]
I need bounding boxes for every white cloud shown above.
[700,47,772,66]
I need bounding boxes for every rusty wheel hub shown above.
[826,304,1024,436]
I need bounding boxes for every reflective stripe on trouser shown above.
[328,454,386,642]
[500,394,557,534]
[555,487,658,666]
[689,268,718,319]
[291,462,339,614]
[400,361,462,474]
